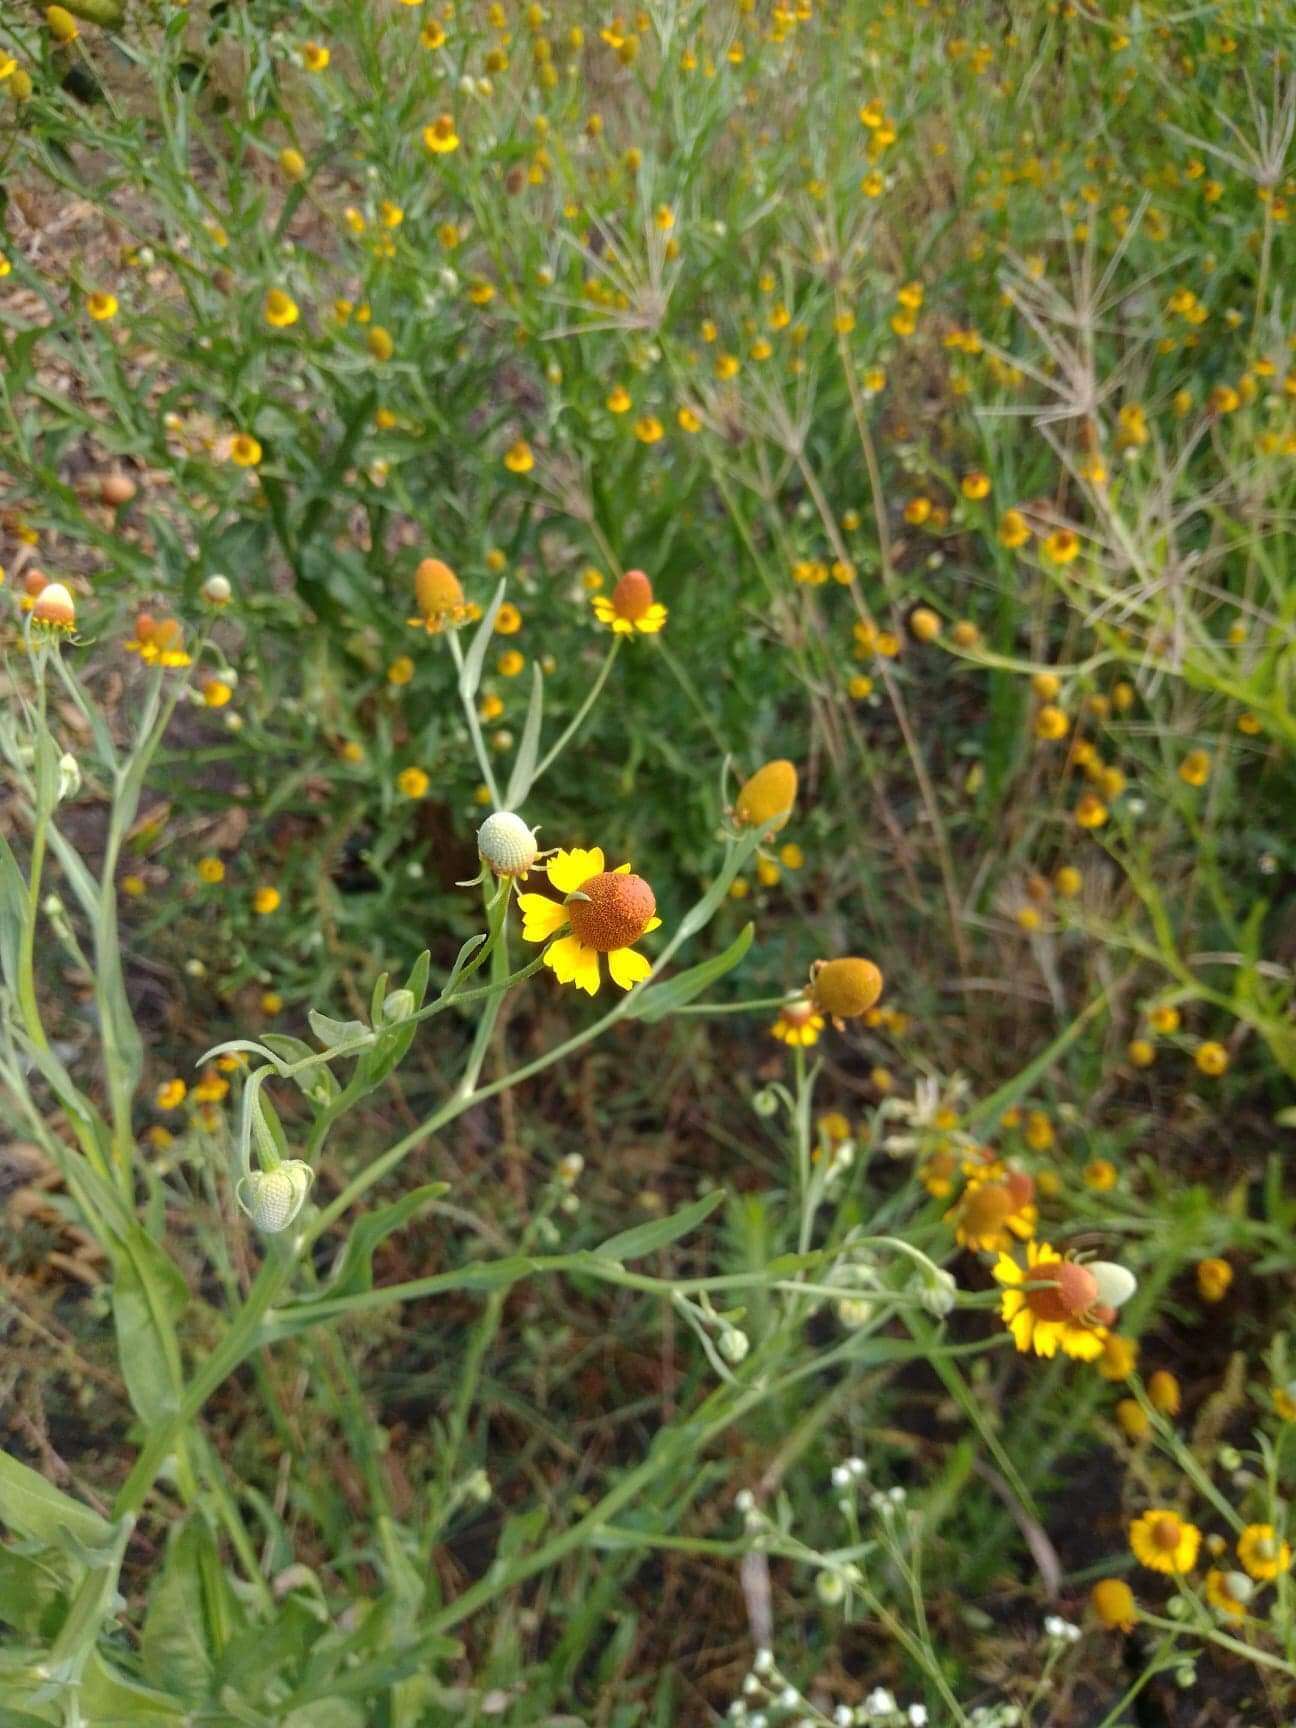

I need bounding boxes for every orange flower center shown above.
[415,557,465,618]
[1026,1259,1098,1324]
[612,569,654,621]
[566,871,656,952]
[960,1183,1017,1234]
[1151,1515,1182,1552]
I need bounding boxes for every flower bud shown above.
[718,1327,750,1365]
[202,574,232,604]
[237,1160,314,1233]
[734,759,797,832]
[56,752,81,802]
[380,988,416,1024]
[476,810,539,877]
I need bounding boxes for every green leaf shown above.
[0,1547,67,1638]
[141,1517,238,1704]
[442,933,486,995]
[625,923,753,1022]
[504,661,544,807]
[0,834,27,997]
[458,580,506,700]
[308,1011,370,1050]
[310,1184,450,1305]
[0,1454,114,1552]
[111,1231,188,1426]
[592,1191,723,1262]
[80,1649,189,1721]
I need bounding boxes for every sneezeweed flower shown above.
[408,556,473,633]
[1273,1382,1296,1421]
[477,810,540,879]
[1194,1040,1229,1076]
[86,291,118,321]
[1205,1569,1254,1619]
[31,581,77,631]
[961,471,991,501]
[1178,749,1211,786]
[1091,1579,1137,1632]
[196,856,225,884]
[424,114,460,154]
[229,432,262,467]
[397,766,430,799]
[155,1078,187,1110]
[998,509,1031,548]
[1129,1510,1201,1575]
[993,1243,1118,1360]
[1196,1258,1233,1302]
[1099,1332,1139,1380]
[253,885,281,915]
[47,7,79,43]
[125,613,190,668]
[1116,1397,1150,1440]
[810,957,884,1021]
[733,759,797,832]
[1147,1369,1181,1416]
[909,607,942,642]
[1237,1525,1292,1581]
[518,848,661,995]
[264,289,300,328]
[494,601,522,635]
[1075,791,1108,829]
[770,998,825,1046]
[592,568,667,635]
[301,41,330,71]
[1041,528,1080,565]
[945,1171,1036,1251]
[504,439,534,473]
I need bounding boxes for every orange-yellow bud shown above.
[735,759,797,832]
[811,957,884,1019]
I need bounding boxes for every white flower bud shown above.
[202,574,232,604]
[237,1161,314,1233]
[816,1569,846,1604]
[718,1327,750,1365]
[56,752,81,802]
[380,988,416,1024]
[477,810,539,877]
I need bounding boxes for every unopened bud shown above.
[56,752,81,802]
[237,1161,314,1233]
[380,988,416,1024]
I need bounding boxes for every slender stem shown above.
[530,637,621,786]
[448,631,501,806]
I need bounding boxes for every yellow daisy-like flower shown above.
[1237,1524,1292,1581]
[769,998,825,1047]
[1204,1569,1252,1619]
[264,289,299,328]
[591,569,667,635]
[424,113,460,154]
[1272,1382,1296,1422]
[945,1172,1037,1252]
[993,1241,1107,1360]
[518,848,661,996]
[504,439,535,473]
[1129,1509,1201,1576]
[87,291,119,321]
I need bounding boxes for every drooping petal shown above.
[591,597,616,623]
[548,847,605,894]
[517,893,570,943]
[545,934,601,996]
[634,605,668,633]
[1061,1326,1106,1361]
[607,944,652,990]
[642,915,662,933]
[1009,1308,1035,1352]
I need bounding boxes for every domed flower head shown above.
[1129,1509,1201,1575]
[1205,1569,1253,1619]
[477,810,540,879]
[592,568,668,635]
[1090,1579,1137,1632]
[993,1241,1111,1360]
[769,997,825,1047]
[945,1171,1036,1252]
[518,848,661,995]
[733,759,798,832]
[408,557,474,634]
[810,957,884,1021]
[30,580,77,632]
[125,612,190,668]
[1237,1524,1292,1581]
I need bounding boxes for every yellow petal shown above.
[545,934,601,995]
[1061,1326,1106,1361]
[607,944,652,990]
[1009,1309,1035,1352]
[643,915,662,933]
[548,847,605,894]
[634,605,668,633]
[517,893,570,943]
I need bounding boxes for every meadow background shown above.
[1,1,1295,1725]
